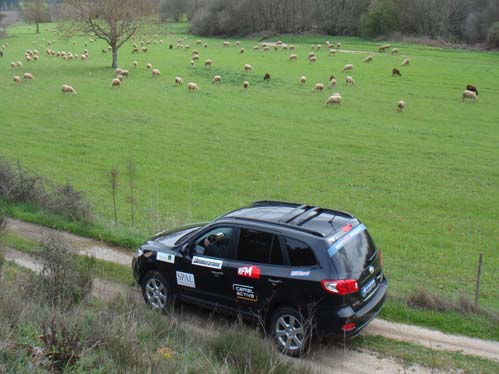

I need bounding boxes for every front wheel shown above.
[141,270,172,312]
[270,306,310,357]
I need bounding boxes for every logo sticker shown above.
[238,265,261,279]
[233,284,257,302]
[156,252,175,264]
[290,270,310,277]
[176,271,195,288]
[192,256,223,269]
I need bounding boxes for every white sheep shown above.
[289,54,297,61]
[363,55,373,63]
[13,75,21,83]
[462,90,477,102]
[223,41,230,47]
[120,70,129,77]
[240,48,245,54]
[325,94,342,106]
[133,61,138,67]
[244,63,253,72]
[192,55,200,61]
[10,61,15,68]
[243,80,250,89]
[204,59,212,68]
[300,76,307,85]
[343,64,353,72]
[397,100,405,112]
[313,83,324,92]
[346,76,355,85]
[175,77,183,86]
[204,43,208,48]
[329,78,337,89]
[111,78,121,87]
[61,84,77,94]
[328,49,336,56]
[116,74,124,82]
[152,69,161,77]
[146,62,152,69]
[17,61,23,68]
[187,82,199,92]
[402,58,410,66]
[309,55,317,63]
[23,72,35,80]
[391,48,399,55]
[336,42,342,49]
[212,75,222,84]
[253,45,259,50]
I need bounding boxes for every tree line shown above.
[161,0,499,47]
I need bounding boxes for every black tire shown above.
[141,270,172,313]
[270,306,309,357]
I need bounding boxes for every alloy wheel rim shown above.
[145,277,167,309]
[275,314,304,351]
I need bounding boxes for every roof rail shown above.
[250,200,354,219]
[223,215,325,237]
[290,206,322,225]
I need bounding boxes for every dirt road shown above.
[4,218,499,367]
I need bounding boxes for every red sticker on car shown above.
[238,265,261,279]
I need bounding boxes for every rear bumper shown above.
[316,278,387,338]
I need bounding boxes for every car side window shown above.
[193,227,234,259]
[237,229,284,265]
[285,237,317,267]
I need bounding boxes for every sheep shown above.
[17,61,23,68]
[196,40,202,45]
[402,58,410,66]
[391,48,399,55]
[263,73,270,81]
[289,45,295,50]
[133,61,138,67]
[212,75,222,84]
[191,49,199,56]
[244,63,253,72]
[313,83,324,92]
[462,90,477,102]
[116,74,124,82]
[175,77,183,86]
[61,84,77,94]
[253,45,259,50]
[288,54,297,61]
[328,78,337,89]
[204,43,208,48]
[190,59,195,67]
[300,76,307,85]
[13,75,21,83]
[240,48,245,54]
[223,41,230,47]
[192,54,200,61]
[25,55,31,62]
[329,74,335,82]
[308,52,316,58]
[392,68,401,77]
[187,82,199,92]
[23,73,35,80]
[263,46,269,52]
[120,70,129,77]
[378,44,390,52]
[111,78,121,87]
[328,49,336,56]
[146,63,152,69]
[142,47,148,53]
[397,100,405,112]
[115,68,123,75]
[466,84,478,96]
[309,55,317,63]
[236,41,240,46]
[10,61,15,68]
[363,55,373,63]
[336,42,341,49]
[204,59,212,68]
[346,76,355,85]
[132,47,139,54]
[243,80,250,89]
[81,54,87,61]
[152,69,161,77]
[325,94,342,106]
[343,64,353,72]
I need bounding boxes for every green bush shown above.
[360,0,400,38]
[487,22,499,49]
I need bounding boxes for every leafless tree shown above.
[108,167,119,224]
[126,159,136,228]
[21,0,49,34]
[64,0,157,68]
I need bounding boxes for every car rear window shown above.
[328,224,377,278]
[285,237,317,267]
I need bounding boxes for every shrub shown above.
[487,22,499,49]
[0,211,6,274]
[360,0,400,38]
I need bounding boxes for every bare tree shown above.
[108,167,119,224]
[126,159,136,228]
[21,0,49,34]
[65,0,157,68]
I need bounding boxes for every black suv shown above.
[132,201,387,356]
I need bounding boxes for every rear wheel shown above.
[270,306,309,357]
[141,270,172,312]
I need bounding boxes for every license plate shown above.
[361,278,376,298]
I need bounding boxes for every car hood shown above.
[146,223,206,250]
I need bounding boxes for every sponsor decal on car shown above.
[290,270,310,277]
[176,271,196,288]
[192,256,223,269]
[238,265,261,279]
[233,284,257,302]
[156,252,175,264]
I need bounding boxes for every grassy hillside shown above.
[0,23,498,310]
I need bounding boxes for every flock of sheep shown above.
[2,32,480,110]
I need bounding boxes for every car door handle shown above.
[211,271,224,277]
[268,278,282,286]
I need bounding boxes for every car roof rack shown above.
[222,215,325,237]
[250,200,354,219]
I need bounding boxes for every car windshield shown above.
[327,224,377,279]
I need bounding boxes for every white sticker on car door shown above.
[176,271,196,288]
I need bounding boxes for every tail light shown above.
[342,322,356,331]
[321,279,359,295]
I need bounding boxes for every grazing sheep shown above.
[204,43,208,48]
[397,100,405,112]
[192,55,199,61]
[132,47,139,54]
[187,82,199,92]
[336,42,341,49]
[264,73,270,81]
[253,45,259,50]
[289,54,297,61]
[308,52,315,58]
[116,74,124,82]
[392,68,401,77]
[263,46,269,52]
[309,55,317,63]
[325,94,342,106]
[243,80,250,89]
[462,90,477,102]
[13,75,21,83]
[244,63,253,72]
[378,44,390,52]
[289,45,295,50]
[363,55,373,63]
[391,48,399,55]
[133,61,138,67]
[23,73,34,80]
[111,78,121,87]
[223,41,230,47]
[204,59,212,68]
[313,83,324,92]
[146,63,152,69]
[402,58,410,66]
[192,50,199,56]
[329,78,337,89]
[142,47,148,53]
[300,76,307,85]
[343,64,353,72]
[240,48,245,54]
[17,61,23,68]
[115,68,123,75]
[346,76,355,85]
[175,77,183,85]
[25,55,31,62]
[11,61,15,68]
[212,75,222,84]
[152,69,161,77]
[328,49,336,56]
[61,84,77,94]
[120,70,129,77]
[466,84,478,96]
[81,54,87,61]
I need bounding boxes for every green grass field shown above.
[1,22,498,311]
